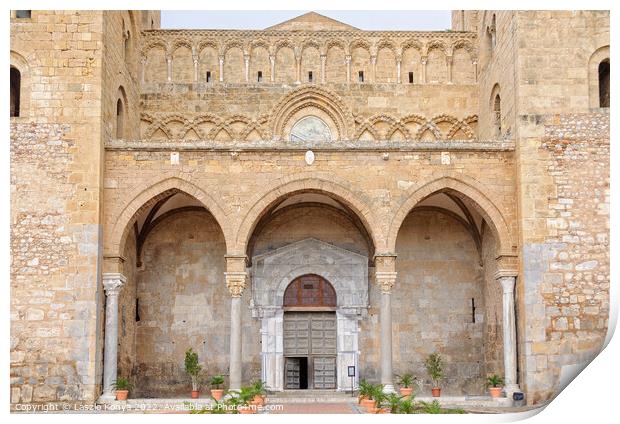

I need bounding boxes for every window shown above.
[408,71,414,84]
[358,71,364,82]
[116,98,124,138]
[493,93,501,137]
[10,67,21,117]
[257,71,263,82]
[16,10,31,19]
[599,59,610,107]
[206,71,212,82]
[308,71,313,83]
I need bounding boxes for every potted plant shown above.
[397,397,416,414]
[184,348,202,399]
[232,386,258,414]
[251,379,267,406]
[397,373,415,397]
[112,377,133,401]
[424,353,443,397]
[358,379,371,404]
[382,393,403,414]
[366,383,386,414]
[209,375,225,401]
[486,374,504,398]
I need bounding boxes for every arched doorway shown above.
[283,274,337,389]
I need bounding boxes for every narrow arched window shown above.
[116,98,124,138]
[493,93,501,137]
[10,67,21,117]
[599,59,610,108]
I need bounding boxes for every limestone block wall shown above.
[128,210,228,397]
[392,211,492,395]
[10,11,106,404]
[511,11,610,403]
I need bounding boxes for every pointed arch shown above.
[269,86,354,140]
[387,174,514,255]
[233,174,384,255]
[106,176,232,258]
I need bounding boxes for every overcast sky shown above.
[161,11,452,31]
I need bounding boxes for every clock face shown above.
[290,116,332,142]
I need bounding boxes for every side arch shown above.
[106,176,232,259]
[387,174,514,256]
[234,174,384,255]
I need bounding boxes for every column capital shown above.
[102,273,126,296]
[497,274,515,293]
[225,271,247,297]
[375,271,397,294]
[374,253,397,271]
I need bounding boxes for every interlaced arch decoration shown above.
[283,274,337,308]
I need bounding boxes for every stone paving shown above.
[268,402,362,414]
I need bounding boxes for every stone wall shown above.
[392,210,493,395]
[10,10,106,404]
[131,210,228,396]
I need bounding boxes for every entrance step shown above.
[267,390,357,404]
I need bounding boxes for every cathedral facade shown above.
[10,10,609,406]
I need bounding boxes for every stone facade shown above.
[10,10,609,407]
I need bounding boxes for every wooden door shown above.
[313,356,336,389]
[285,357,301,389]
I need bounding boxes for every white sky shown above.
[161,10,452,31]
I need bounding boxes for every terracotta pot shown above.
[211,389,224,401]
[379,408,390,414]
[360,398,376,411]
[431,387,441,397]
[358,395,368,404]
[399,387,413,397]
[191,390,199,399]
[239,406,256,414]
[251,395,265,406]
[489,387,503,398]
[115,390,129,401]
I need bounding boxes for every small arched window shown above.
[116,98,124,138]
[10,67,21,117]
[493,93,501,137]
[598,59,610,108]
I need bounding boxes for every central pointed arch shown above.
[234,174,383,256]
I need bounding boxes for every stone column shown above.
[473,60,478,82]
[447,55,453,84]
[396,57,402,84]
[295,56,302,84]
[421,56,427,84]
[270,55,276,83]
[345,55,351,84]
[497,273,520,397]
[225,256,247,390]
[375,254,397,393]
[166,55,172,82]
[101,273,126,401]
[218,55,224,82]
[320,54,326,84]
[140,56,146,84]
[370,55,377,83]
[244,54,250,83]
[193,57,199,83]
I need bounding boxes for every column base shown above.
[504,384,521,401]
[382,384,396,394]
[98,391,116,403]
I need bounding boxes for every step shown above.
[267,390,358,404]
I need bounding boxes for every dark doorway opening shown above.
[299,357,308,389]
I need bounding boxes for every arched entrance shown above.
[283,274,337,389]
[251,238,367,392]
